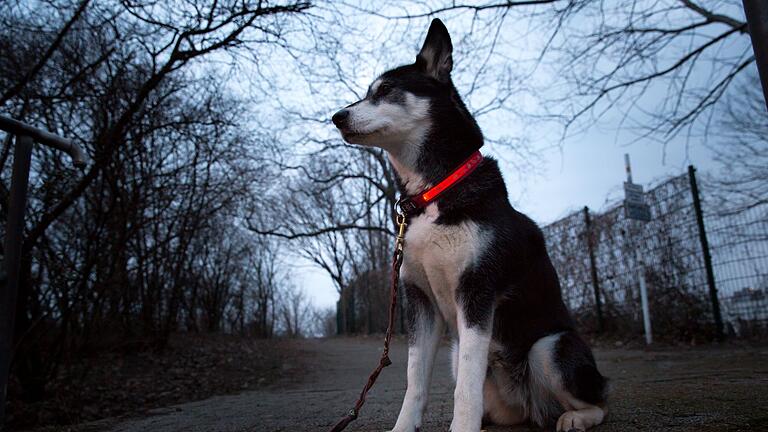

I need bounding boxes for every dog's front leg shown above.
[392,283,444,432]
[450,298,493,432]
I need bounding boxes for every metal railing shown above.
[0,114,87,427]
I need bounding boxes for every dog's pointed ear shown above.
[416,18,453,82]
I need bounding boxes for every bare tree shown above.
[0,0,91,105]
[708,72,768,219]
[353,0,753,143]
[248,237,284,338]
[314,306,338,337]
[246,144,398,334]
[278,285,315,338]
[0,0,314,403]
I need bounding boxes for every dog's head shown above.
[332,19,480,166]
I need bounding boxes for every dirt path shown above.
[79,338,768,432]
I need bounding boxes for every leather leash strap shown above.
[328,214,407,432]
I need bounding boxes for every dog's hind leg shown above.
[482,376,526,426]
[528,332,608,432]
[391,283,444,432]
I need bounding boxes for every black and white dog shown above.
[332,19,607,432]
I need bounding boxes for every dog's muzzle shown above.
[332,109,349,128]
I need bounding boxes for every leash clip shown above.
[394,198,408,253]
[394,197,406,217]
[395,196,418,217]
[395,216,407,253]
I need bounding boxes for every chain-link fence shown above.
[542,166,768,341]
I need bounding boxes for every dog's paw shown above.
[387,428,419,432]
[556,410,587,432]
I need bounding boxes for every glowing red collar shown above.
[397,150,483,216]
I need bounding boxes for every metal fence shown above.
[542,166,768,342]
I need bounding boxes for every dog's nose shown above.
[332,109,349,127]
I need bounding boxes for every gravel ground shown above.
[74,337,768,432]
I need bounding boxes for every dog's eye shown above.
[378,84,392,96]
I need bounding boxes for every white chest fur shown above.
[401,204,488,330]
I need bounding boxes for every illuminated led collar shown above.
[397,150,483,216]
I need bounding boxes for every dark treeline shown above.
[0,0,339,405]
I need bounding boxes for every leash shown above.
[329,212,408,432]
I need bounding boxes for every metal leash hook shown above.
[328,198,408,432]
[395,213,407,253]
[393,196,409,255]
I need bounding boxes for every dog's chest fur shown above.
[402,204,488,329]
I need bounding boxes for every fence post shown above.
[688,166,724,340]
[583,206,604,333]
[638,264,653,345]
[0,135,33,427]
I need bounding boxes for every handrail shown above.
[0,114,88,168]
[0,115,89,427]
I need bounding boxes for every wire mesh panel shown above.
[542,210,596,331]
[541,168,768,341]
[593,174,715,339]
[703,181,768,336]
